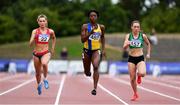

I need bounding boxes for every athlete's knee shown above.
[141,73,146,77]
[138,71,146,77]
[130,78,136,83]
[93,64,99,71]
[36,72,41,77]
[42,63,48,68]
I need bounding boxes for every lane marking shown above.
[111,76,180,102]
[0,78,35,96]
[54,75,66,105]
[88,78,128,105]
[0,74,24,82]
[144,79,180,90]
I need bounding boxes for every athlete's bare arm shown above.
[50,29,56,55]
[29,29,36,47]
[143,34,151,58]
[123,34,130,49]
[100,24,106,57]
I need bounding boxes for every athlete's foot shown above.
[43,79,49,89]
[91,89,96,95]
[131,93,138,101]
[37,83,42,95]
[137,75,142,84]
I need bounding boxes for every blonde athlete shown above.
[29,14,56,95]
[123,20,151,101]
[81,10,106,95]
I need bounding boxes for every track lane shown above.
[59,74,121,104]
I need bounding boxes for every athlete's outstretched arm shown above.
[143,34,151,58]
[29,30,36,47]
[123,34,130,49]
[50,29,56,55]
[100,24,106,58]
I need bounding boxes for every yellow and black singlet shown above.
[84,23,102,50]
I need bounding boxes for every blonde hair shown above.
[37,14,47,21]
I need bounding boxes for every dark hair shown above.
[131,20,140,27]
[87,9,99,17]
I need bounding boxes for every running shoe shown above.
[91,89,96,95]
[137,75,142,84]
[85,72,91,77]
[43,79,49,89]
[131,93,138,101]
[37,83,42,95]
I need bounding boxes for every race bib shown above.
[38,34,50,42]
[89,32,101,40]
[130,39,142,47]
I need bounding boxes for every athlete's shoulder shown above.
[142,33,147,38]
[48,28,54,33]
[98,24,105,31]
[126,33,130,37]
[82,23,88,27]
[46,28,54,35]
[81,23,88,30]
[32,28,38,34]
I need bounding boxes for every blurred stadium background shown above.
[0,0,180,75]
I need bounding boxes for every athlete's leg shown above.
[82,51,91,76]
[41,52,51,89]
[33,56,42,95]
[91,50,101,95]
[128,62,138,100]
[41,52,51,79]
[33,56,42,84]
[137,61,146,84]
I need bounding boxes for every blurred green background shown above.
[0,0,179,61]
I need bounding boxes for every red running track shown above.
[0,73,180,105]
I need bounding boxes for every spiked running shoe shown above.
[137,75,142,84]
[43,79,49,89]
[37,83,42,95]
[131,93,138,101]
[91,89,96,95]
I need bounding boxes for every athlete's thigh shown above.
[137,61,146,74]
[41,52,51,65]
[33,56,41,71]
[82,51,91,71]
[92,50,101,68]
[128,62,136,78]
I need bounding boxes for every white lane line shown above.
[54,75,66,105]
[88,78,129,105]
[0,74,24,82]
[144,79,180,90]
[111,77,180,102]
[0,78,35,96]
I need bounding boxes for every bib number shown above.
[38,34,49,42]
[89,32,101,40]
[130,39,141,47]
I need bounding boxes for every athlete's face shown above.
[89,12,98,23]
[37,17,47,28]
[131,22,140,34]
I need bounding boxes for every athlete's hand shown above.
[50,49,55,56]
[146,54,150,59]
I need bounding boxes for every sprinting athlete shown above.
[123,20,151,101]
[81,9,106,95]
[29,14,56,95]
